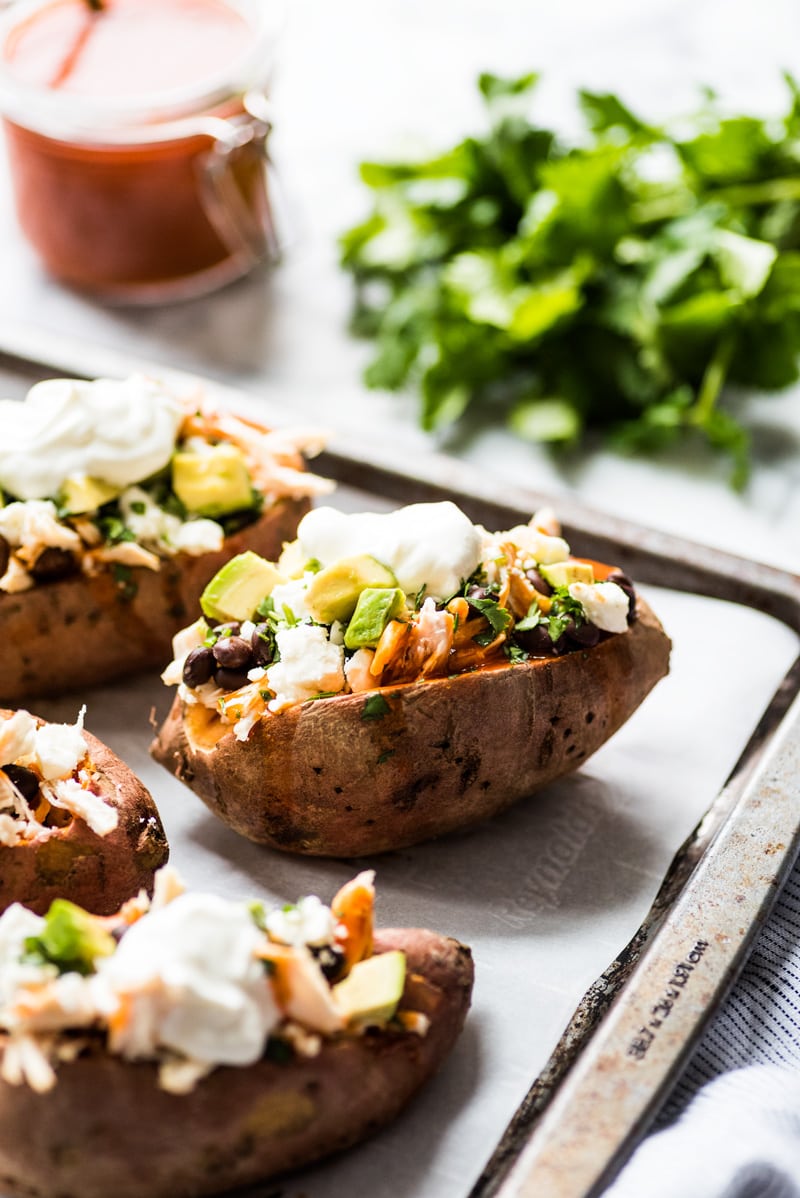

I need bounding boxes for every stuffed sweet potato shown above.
[0,707,168,915]
[0,870,473,1198]
[0,374,331,703]
[151,500,671,855]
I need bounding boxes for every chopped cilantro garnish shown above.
[129,501,147,515]
[265,1036,293,1064]
[248,900,267,931]
[111,564,138,600]
[362,693,391,720]
[98,514,136,545]
[377,750,395,764]
[467,595,513,635]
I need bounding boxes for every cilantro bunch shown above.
[341,73,800,487]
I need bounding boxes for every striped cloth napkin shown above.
[606,868,800,1197]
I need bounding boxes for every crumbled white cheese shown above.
[32,713,88,782]
[499,524,570,565]
[0,557,33,594]
[265,624,345,711]
[96,893,280,1066]
[569,581,630,634]
[265,895,336,948]
[270,577,313,622]
[119,487,224,558]
[0,905,49,1007]
[0,710,38,766]
[170,519,224,556]
[0,500,81,552]
[344,648,377,693]
[297,501,482,601]
[0,812,29,846]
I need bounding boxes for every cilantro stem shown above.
[630,193,693,225]
[710,176,800,207]
[692,331,735,423]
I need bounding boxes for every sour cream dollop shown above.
[96,893,279,1066]
[0,375,184,500]
[297,501,483,600]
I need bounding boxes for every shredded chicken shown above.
[41,778,118,837]
[374,599,455,686]
[0,1034,57,1092]
[89,542,161,572]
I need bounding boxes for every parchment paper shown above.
[24,580,798,1198]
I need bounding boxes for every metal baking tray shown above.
[1,323,798,1198]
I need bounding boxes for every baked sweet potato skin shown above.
[0,718,168,916]
[0,497,309,706]
[0,929,473,1198]
[151,594,670,856]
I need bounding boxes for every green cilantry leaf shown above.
[265,1035,293,1064]
[97,514,136,545]
[377,750,395,765]
[467,595,513,636]
[341,74,800,487]
[111,563,138,600]
[248,900,268,931]
[361,693,391,721]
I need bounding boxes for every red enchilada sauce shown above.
[1,0,273,298]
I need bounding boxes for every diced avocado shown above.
[200,551,284,622]
[59,474,121,515]
[344,587,406,650]
[332,950,406,1028]
[539,560,594,588]
[26,899,116,975]
[172,445,253,517]
[305,555,397,625]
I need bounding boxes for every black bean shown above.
[251,622,275,666]
[212,635,253,670]
[214,666,251,691]
[466,584,493,603]
[29,547,79,582]
[525,568,553,597]
[0,536,9,579]
[2,764,40,803]
[182,646,215,687]
[514,624,557,656]
[311,943,346,983]
[567,620,601,647]
[606,570,637,624]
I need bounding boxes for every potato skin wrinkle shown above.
[0,711,168,916]
[0,930,473,1198]
[0,498,309,705]
[151,594,670,856]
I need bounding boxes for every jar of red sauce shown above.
[0,0,283,301]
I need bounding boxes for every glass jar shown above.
[0,0,284,302]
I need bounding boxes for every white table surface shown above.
[0,3,798,1196]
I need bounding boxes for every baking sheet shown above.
[1,348,798,1197]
